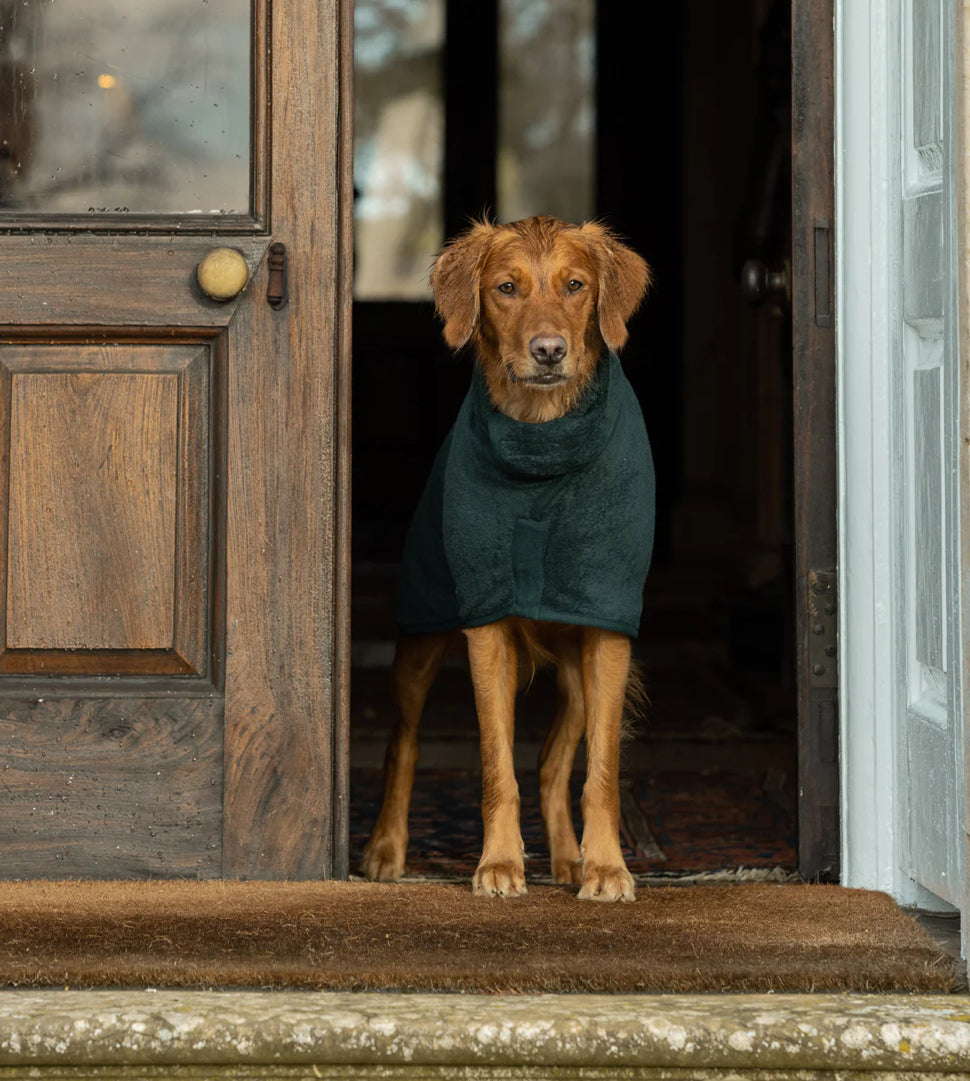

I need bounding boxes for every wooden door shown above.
[792,0,839,880]
[0,0,352,879]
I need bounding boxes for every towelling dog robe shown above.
[396,352,656,638]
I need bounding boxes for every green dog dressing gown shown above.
[396,352,655,638]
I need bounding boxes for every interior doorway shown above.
[349,0,800,881]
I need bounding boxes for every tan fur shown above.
[430,216,650,423]
[362,216,650,901]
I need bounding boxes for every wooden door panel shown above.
[0,341,218,678]
[1,697,223,878]
[0,237,267,326]
[9,370,179,651]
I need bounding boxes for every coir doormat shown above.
[0,879,954,993]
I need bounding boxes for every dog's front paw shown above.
[360,836,406,882]
[578,863,636,902]
[473,859,527,897]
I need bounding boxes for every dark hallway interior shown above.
[350,0,797,881]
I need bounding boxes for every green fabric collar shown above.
[472,352,619,479]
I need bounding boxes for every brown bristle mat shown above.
[0,879,955,993]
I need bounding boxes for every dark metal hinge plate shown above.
[808,568,838,689]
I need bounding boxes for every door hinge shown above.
[807,568,837,690]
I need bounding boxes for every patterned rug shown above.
[349,766,796,880]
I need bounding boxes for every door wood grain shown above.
[1,697,223,879]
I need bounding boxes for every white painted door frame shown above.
[837,0,968,933]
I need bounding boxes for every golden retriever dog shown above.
[362,216,654,901]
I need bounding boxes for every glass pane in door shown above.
[0,0,250,215]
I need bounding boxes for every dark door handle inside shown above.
[740,259,790,308]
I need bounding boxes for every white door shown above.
[839,0,967,946]
[894,0,963,910]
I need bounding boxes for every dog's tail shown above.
[622,659,649,739]
[512,619,558,687]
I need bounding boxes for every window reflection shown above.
[354,0,444,300]
[352,1,595,301]
[0,0,250,215]
[498,0,595,225]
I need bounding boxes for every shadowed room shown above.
[350,0,797,883]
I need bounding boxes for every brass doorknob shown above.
[197,247,249,301]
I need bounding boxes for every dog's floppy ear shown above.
[581,222,652,352]
[430,221,497,349]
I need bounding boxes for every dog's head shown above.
[431,216,651,421]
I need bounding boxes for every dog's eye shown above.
[497,281,515,295]
[567,279,584,293]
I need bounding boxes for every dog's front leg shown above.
[465,619,527,896]
[578,627,636,901]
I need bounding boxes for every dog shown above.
[361,216,654,901]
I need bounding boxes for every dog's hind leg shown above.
[577,627,636,901]
[539,645,585,884]
[361,632,452,881]
[465,619,527,896]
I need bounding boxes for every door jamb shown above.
[331,0,355,880]
[957,0,970,960]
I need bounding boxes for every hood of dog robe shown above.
[395,352,655,638]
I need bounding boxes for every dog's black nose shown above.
[529,335,567,366]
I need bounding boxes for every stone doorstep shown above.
[0,992,969,1076]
